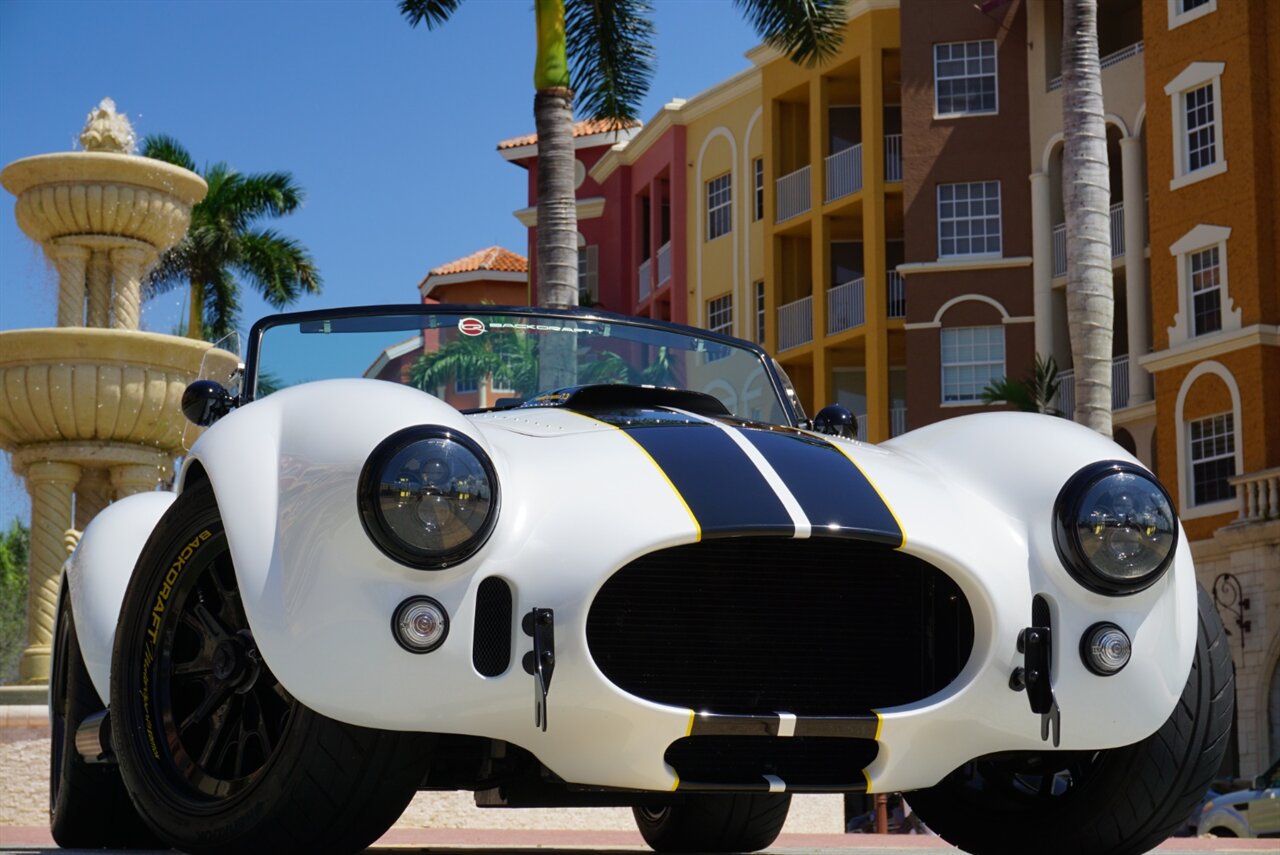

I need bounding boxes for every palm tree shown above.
[1061,0,1113,436]
[141,135,322,342]
[411,329,540,401]
[398,0,848,308]
[981,353,1061,416]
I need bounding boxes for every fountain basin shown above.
[0,328,237,452]
[0,152,207,250]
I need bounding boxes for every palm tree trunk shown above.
[187,279,205,340]
[1062,0,1113,436]
[534,87,578,309]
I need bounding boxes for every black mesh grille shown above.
[473,577,512,677]
[586,537,973,716]
[666,736,877,788]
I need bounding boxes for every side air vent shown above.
[473,577,512,677]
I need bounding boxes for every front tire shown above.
[110,480,432,854]
[907,585,1234,855]
[632,793,791,852]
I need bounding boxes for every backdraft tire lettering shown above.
[49,587,158,849]
[110,479,433,854]
[907,584,1234,855]
[632,793,791,853]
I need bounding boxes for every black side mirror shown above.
[813,403,855,438]
[182,380,236,427]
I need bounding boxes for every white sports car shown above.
[50,305,1232,854]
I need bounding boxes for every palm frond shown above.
[233,229,322,308]
[142,243,194,298]
[204,268,241,342]
[399,0,463,29]
[733,0,846,68]
[565,0,656,124]
[223,171,305,228]
[139,134,196,172]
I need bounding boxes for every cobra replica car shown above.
[51,305,1231,854]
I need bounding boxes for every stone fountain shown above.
[0,99,238,685]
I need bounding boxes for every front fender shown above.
[65,491,176,704]
[182,379,481,708]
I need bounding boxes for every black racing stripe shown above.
[739,428,903,546]
[592,411,793,537]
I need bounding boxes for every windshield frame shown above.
[242,303,803,427]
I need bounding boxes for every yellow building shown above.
[759,0,904,440]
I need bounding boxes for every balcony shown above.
[1229,468,1280,525]
[887,271,905,318]
[656,241,672,287]
[776,165,811,223]
[827,277,865,335]
[825,144,863,203]
[1056,354,1130,415]
[885,134,902,183]
[1048,41,1144,91]
[1051,202,1125,277]
[638,257,652,302]
[777,295,813,351]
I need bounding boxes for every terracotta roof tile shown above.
[496,118,641,150]
[428,246,528,277]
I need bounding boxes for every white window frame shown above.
[1166,223,1239,348]
[1167,0,1216,30]
[753,158,764,222]
[454,370,479,394]
[1164,62,1227,190]
[706,173,732,241]
[1174,360,1244,520]
[754,280,765,344]
[1188,246,1223,337]
[1187,411,1236,506]
[937,181,1002,259]
[940,326,1005,405]
[706,294,733,362]
[933,40,998,118]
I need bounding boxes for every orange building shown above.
[1140,0,1279,775]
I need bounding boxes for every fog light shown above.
[392,596,449,653]
[1081,622,1131,675]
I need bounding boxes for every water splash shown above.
[79,97,136,154]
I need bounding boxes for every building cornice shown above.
[1139,324,1279,373]
[512,196,606,228]
[498,128,639,163]
[419,270,528,299]
[897,256,1033,275]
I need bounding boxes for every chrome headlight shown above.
[1053,461,1177,595]
[358,427,499,569]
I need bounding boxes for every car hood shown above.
[470,402,903,546]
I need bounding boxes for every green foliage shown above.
[410,331,540,397]
[981,353,1062,416]
[0,518,31,685]
[142,135,322,342]
[733,0,847,68]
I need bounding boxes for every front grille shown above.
[586,537,973,716]
[666,736,877,790]
[473,577,512,677]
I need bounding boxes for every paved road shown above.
[1,827,1276,854]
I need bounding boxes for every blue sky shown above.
[0,0,766,525]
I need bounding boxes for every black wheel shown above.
[907,584,1234,855]
[110,479,433,854]
[632,793,790,852]
[49,589,159,848]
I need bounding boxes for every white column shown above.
[46,242,90,327]
[21,461,81,683]
[1030,171,1053,358]
[110,245,153,332]
[86,250,112,328]
[1120,137,1151,404]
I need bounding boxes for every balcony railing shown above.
[1052,204,1126,277]
[885,134,902,182]
[638,257,652,302]
[891,407,907,438]
[776,165,811,223]
[887,271,905,318]
[855,414,867,441]
[827,277,865,335]
[656,241,672,287]
[1056,354,1130,415]
[1229,468,1280,524]
[1048,41,1144,91]
[777,295,813,351]
[825,144,863,202]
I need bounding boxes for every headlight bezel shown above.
[1052,460,1178,596]
[358,425,500,570]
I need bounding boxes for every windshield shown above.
[247,307,794,425]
